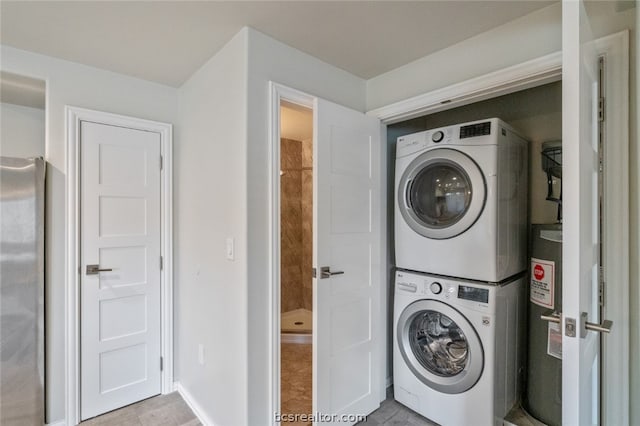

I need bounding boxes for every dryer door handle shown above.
[404,179,413,209]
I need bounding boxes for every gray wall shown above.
[175,29,249,425]
[0,102,45,158]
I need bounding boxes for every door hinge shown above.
[160,356,163,371]
[160,155,163,170]
[312,267,316,278]
[160,256,163,270]
[599,266,605,306]
[598,96,605,122]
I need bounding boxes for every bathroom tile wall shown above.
[281,138,303,313]
[280,138,312,313]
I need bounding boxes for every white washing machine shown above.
[394,118,528,282]
[393,269,525,426]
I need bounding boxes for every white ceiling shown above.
[0,1,555,87]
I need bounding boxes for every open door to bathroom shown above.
[272,83,383,425]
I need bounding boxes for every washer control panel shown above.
[431,130,445,143]
[396,270,494,312]
[458,284,489,303]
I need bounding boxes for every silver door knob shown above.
[320,266,344,279]
[580,312,613,337]
[540,311,561,323]
[86,264,113,275]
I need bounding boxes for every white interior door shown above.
[562,1,611,424]
[81,121,162,420]
[314,98,381,424]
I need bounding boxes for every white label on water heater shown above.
[547,322,563,359]
[530,258,555,309]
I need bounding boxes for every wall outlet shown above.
[225,237,234,261]
[198,344,205,365]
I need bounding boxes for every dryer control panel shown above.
[396,127,453,158]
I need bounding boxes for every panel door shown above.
[314,98,382,425]
[562,1,606,424]
[80,121,162,420]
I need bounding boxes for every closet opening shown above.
[388,80,564,426]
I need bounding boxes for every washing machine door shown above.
[397,148,486,239]
[397,299,484,394]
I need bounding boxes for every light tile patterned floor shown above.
[78,377,437,425]
[357,398,439,426]
[281,343,313,426]
[80,392,200,426]
[356,388,439,426]
[279,343,437,426]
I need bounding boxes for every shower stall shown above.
[280,136,313,344]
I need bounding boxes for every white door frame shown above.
[65,106,174,426]
[368,31,629,424]
[268,82,315,425]
[268,82,387,424]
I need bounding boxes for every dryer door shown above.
[397,299,483,394]
[398,148,485,239]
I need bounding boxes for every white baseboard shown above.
[174,381,215,426]
[46,421,67,426]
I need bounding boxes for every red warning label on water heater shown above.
[534,264,545,280]
[531,258,555,309]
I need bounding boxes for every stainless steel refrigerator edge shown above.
[1,157,45,425]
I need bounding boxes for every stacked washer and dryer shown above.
[393,118,529,426]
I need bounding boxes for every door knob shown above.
[86,264,113,275]
[580,312,613,337]
[320,266,344,279]
[540,311,561,324]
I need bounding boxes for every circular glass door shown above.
[398,149,486,239]
[397,299,483,394]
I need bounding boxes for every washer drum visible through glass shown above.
[397,299,484,394]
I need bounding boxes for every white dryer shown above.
[393,269,525,426]
[394,118,528,282]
